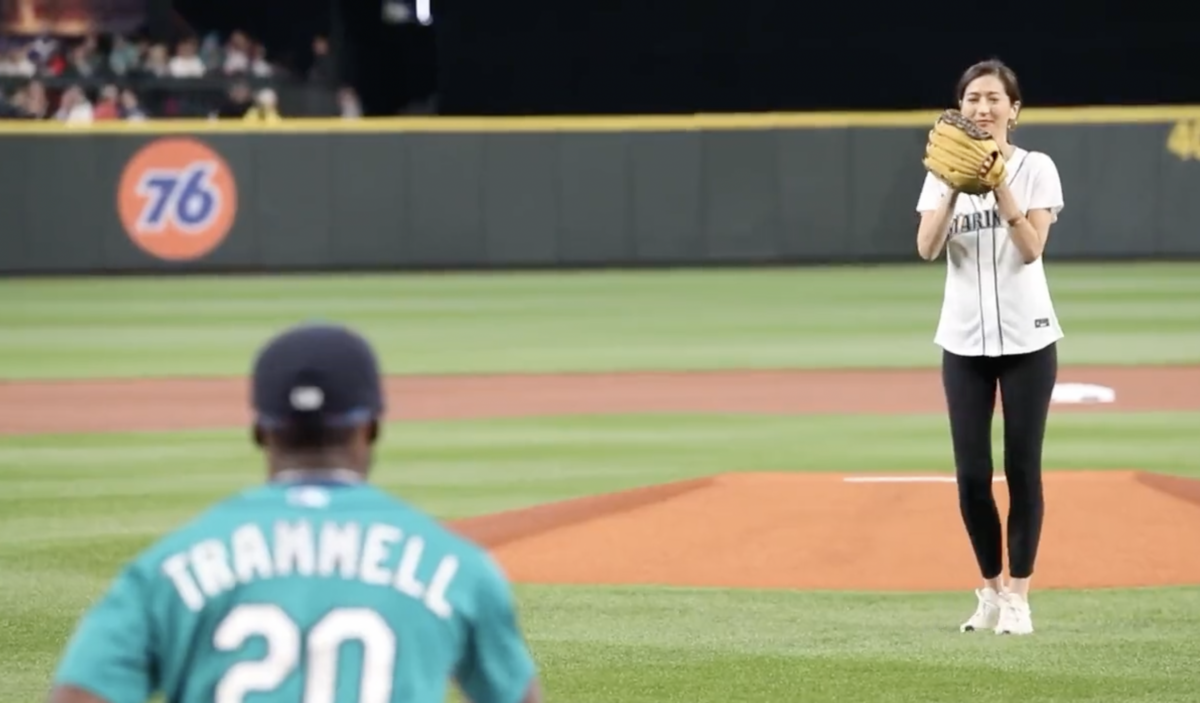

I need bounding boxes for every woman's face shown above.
[959,74,1018,138]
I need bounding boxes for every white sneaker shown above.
[994,592,1034,635]
[960,587,1003,632]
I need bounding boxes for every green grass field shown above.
[2,262,1200,703]
[3,261,1200,379]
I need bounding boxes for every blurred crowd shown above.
[0,30,361,121]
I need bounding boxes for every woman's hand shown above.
[992,180,1052,264]
[992,180,1024,224]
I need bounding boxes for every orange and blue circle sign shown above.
[117,137,238,261]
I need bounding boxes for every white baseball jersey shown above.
[916,147,1066,358]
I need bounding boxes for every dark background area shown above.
[430,5,1197,115]
[2,1,1195,117]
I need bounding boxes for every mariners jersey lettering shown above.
[916,147,1066,357]
[51,482,537,703]
[160,517,459,618]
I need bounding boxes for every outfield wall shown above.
[2,109,1200,275]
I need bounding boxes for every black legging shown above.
[942,342,1057,580]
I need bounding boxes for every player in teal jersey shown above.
[47,323,544,703]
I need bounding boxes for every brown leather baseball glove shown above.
[922,109,1006,195]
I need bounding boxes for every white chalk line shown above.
[842,476,1006,483]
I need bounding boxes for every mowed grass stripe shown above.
[513,586,1200,703]
[8,581,1200,703]
[2,263,1199,378]
[2,412,1196,526]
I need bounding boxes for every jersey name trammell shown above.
[160,519,459,618]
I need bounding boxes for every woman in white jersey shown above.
[915,59,1065,636]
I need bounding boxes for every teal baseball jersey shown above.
[51,480,537,703]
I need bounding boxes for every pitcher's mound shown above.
[450,471,1200,591]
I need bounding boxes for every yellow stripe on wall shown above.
[3,105,1200,135]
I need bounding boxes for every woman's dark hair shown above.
[956,59,1023,106]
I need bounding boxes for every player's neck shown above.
[271,466,365,485]
[269,453,366,484]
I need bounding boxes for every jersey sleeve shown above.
[916,171,947,213]
[51,563,158,703]
[454,556,538,703]
[1026,153,1064,221]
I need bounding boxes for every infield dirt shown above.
[451,470,1200,591]
[3,365,1200,591]
[1,365,1198,435]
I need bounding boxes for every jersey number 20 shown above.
[214,603,396,703]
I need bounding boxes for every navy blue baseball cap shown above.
[251,322,385,430]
